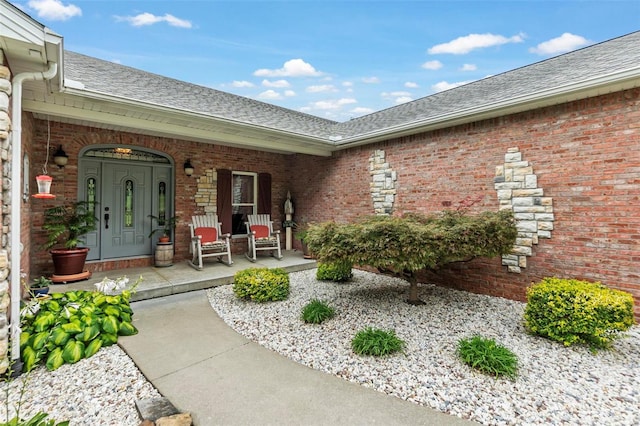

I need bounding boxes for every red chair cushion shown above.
[195,227,218,243]
[252,225,270,239]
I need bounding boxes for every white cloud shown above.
[311,98,357,110]
[428,33,524,55]
[284,90,296,97]
[306,85,338,93]
[254,59,322,77]
[405,82,419,88]
[381,91,413,104]
[342,81,353,87]
[262,79,290,88]
[460,64,477,71]
[529,33,590,55]
[232,80,254,88]
[432,80,473,92]
[115,12,192,28]
[257,90,282,100]
[382,91,411,98]
[422,60,443,70]
[395,96,413,104]
[362,76,380,84]
[28,0,81,21]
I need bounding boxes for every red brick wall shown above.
[20,112,35,289]
[291,88,640,318]
[28,120,290,276]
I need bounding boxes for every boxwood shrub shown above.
[233,267,290,302]
[316,260,353,282]
[524,277,635,350]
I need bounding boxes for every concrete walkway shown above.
[119,290,476,425]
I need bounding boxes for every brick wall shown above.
[28,120,291,276]
[290,88,640,318]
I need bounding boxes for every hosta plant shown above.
[301,299,335,324]
[19,276,141,372]
[457,335,518,380]
[351,327,405,356]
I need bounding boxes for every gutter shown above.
[59,86,334,148]
[9,61,58,365]
[332,66,640,150]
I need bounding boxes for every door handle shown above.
[104,207,110,229]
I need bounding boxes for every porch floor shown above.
[50,250,317,302]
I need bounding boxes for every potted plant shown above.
[29,276,52,296]
[148,214,179,243]
[148,215,178,267]
[42,201,98,276]
[295,224,313,259]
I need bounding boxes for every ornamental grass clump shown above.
[316,260,353,282]
[524,277,635,350]
[233,267,290,302]
[351,327,405,356]
[457,335,518,380]
[301,299,335,324]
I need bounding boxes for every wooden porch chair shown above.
[189,214,233,270]
[245,214,283,262]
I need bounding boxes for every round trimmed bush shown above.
[524,277,635,349]
[316,260,353,282]
[233,267,290,302]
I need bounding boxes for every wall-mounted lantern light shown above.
[53,145,68,168]
[184,159,194,177]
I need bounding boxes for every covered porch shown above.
[51,250,316,302]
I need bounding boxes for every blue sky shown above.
[10,0,640,121]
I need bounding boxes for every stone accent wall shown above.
[0,53,11,374]
[369,149,397,215]
[495,147,554,273]
[194,169,217,213]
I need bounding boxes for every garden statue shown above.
[284,191,294,249]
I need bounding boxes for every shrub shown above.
[301,299,335,324]
[233,267,290,302]
[316,261,353,282]
[457,336,518,380]
[524,277,635,350]
[351,327,405,356]
[20,287,138,372]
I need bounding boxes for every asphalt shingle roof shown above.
[63,31,640,143]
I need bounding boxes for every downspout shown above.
[8,61,58,365]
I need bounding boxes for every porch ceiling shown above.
[21,82,334,157]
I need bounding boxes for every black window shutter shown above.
[217,169,232,235]
[258,173,272,215]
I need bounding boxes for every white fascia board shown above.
[0,1,46,46]
[22,99,333,157]
[334,67,640,149]
[60,86,333,152]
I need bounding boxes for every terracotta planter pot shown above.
[50,247,90,276]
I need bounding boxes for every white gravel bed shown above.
[206,269,640,426]
[0,345,160,425]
